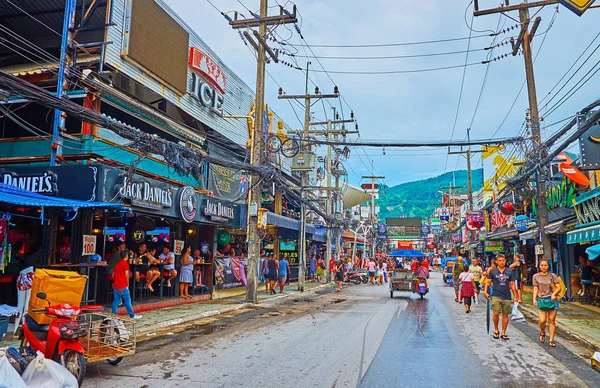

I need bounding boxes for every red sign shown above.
[361,183,379,190]
[397,241,413,249]
[559,163,590,187]
[189,47,226,93]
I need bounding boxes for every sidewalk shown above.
[0,280,330,348]
[520,286,600,352]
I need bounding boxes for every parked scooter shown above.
[345,271,366,285]
[19,292,101,386]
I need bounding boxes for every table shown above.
[45,262,107,304]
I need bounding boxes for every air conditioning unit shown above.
[291,152,316,171]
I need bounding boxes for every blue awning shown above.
[0,183,123,209]
[312,233,326,243]
[266,212,299,230]
[389,249,426,258]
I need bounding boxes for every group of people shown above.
[452,253,562,347]
[260,253,291,295]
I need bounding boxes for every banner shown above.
[207,144,248,202]
[214,257,247,289]
[482,145,523,205]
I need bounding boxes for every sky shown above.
[163,0,600,188]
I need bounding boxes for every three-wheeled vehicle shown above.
[388,268,413,298]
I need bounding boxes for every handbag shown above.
[537,297,556,310]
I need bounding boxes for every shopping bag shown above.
[21,353,78,388]
[510,302,525,322]
[0,353,27,388]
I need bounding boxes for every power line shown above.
[309,62,483,75]
[285,48,488,60]
[290,33,494,48]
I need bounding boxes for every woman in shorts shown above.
[532,260,561,347]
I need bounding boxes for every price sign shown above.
[174,240,185,255]
[82,235,97,256]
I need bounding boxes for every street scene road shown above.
[86,273,599,388]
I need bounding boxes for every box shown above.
[28,269,87,325]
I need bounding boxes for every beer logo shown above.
[179,186,198,223]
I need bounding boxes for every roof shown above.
[0,182,123,209]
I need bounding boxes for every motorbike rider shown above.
[414,259,430,292]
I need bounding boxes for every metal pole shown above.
[50,0,76,166]
[371,161,376,258]
[245,0,268,304]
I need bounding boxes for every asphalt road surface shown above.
[86,272,599,387]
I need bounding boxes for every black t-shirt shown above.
[509,260,522,281]
[582,265,593,281]
[489,267,514,300]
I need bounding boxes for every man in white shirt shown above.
[159,246,178,287]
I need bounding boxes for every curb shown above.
[518,305,600,352]
[137,283,332,337]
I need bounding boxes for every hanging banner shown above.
[214,257,248,289]
[207,144,248,202]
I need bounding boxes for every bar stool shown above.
[162,269,177,297]
[580,282,594,304]
[592,282,600,306]
[135,274,150,300]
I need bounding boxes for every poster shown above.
[174,240,185,255]
[82,235,96,256]
[214,257,248,289]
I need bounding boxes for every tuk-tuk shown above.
[443,262,455,285]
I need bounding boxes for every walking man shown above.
[509,254,523,303]
[112,251,142,320]
[308,254,317,282]
[484,254,517,340]
[453,257,465,303]
[469,258,483,304]
[278,255,290,294]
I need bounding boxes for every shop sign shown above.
[189,47,225,111]
[174,240,185,255]
[490,210,510,232]
[2,171,57,195]
[466,211,484,230]
[514,215,530,232]
[440,208,449,221]
[573,188,600,225]
[116,176,174,210]
[421,225,430,234]
[214,257,247,289]
[202,197,235,221]
[82,235,96,256]
[485,241,504,252]
[131,230,146,244]
[546,178,577,210]
[178,186,198,223]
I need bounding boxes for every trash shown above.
[592,352,600,371]
[21,353,78,388]
[510,302,525,322]
[146,332,157,336]
[0,354,27,388]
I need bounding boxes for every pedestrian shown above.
[267,255,279,295]
[368,259,376,285]
[260,254,271,294]
[453,257,465,303]
[484,254,517,340]
[179,246,194,298]
[335,260,344,292]
[112,251,142,320]
[308,254,317,282]
[382,260,388,283]
[278,255,290,294]
[532,260,561,347]
[509,254,524,303]
[377,262,384,285]
[469,258,483,304]
[316,256,325,282]
[459,265,475,313]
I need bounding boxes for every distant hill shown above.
[378,169,483,221]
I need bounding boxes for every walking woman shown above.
[532,260,561,347]
[267,255,279,295]
[316,256,325,282]
[377,262,385,286]
[335,259,345,292]
[179,246,194,298]
[458,264,475,313]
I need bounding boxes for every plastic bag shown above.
[21,353,78,388]
[0,354,27,388]
[510,302,525,322]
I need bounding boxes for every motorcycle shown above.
[20,291,102,386]
[415,280,429,299]
[344,271,365,285]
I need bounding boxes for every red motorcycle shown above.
[20,292,101,386]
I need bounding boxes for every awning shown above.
[265,212,315,233]
[519,229,539,241]
[567,223,600,244]
[0,183,123,209]
[486,227,518,240]
[545,216,576,235]
[312,233,326,243]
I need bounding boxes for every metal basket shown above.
[77,312,137,363]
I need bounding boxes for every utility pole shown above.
[229,1,297,303]
[278,71,339,291]
[362,163,384,258]
[473,0,556,258]
[50,0,76,166]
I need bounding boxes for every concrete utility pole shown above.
[362,163,384,258]
[229,1,297,303]
[277,70,340,291]
[473,0,561,259]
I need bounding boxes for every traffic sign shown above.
[559,0,596,16]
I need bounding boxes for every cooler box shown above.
[28,269,87,325]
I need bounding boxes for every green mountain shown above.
[378,169,483,221]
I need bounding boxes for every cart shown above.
[78,311,137,365]
[389,269,414,298]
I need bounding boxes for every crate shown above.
[78,312,136,363]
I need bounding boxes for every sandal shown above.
[501,334,510,341]
[539,332,546,343]
[493,331,500,339]
[549,341,556,347]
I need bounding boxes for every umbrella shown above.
[389,249,426,258]
[585,243,600,260]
